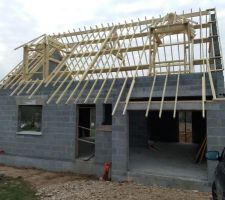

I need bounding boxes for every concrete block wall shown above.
[210,13,224,97]
[95,102,112,165]
[211,13,222,70]
[0,90,76,162]
[112,104,129,181]
[212,71,225,97]
[45,78,124,105]
[20,72,218,105]
[13,72,222,109]
[130,73,213,99]
[0,69,224,183]
[41,104,76,160]
[207,101,225,182]
[0,90,18,154]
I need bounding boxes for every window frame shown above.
[17,105,43,135]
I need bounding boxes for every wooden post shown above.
[202,76,206,118]
[173,73,180,118]
[43,36,49,81]
[23,45,29,80]
[29,80,44,99]
[112,77,128,115]
[145,72,157,117]
[159,68,168,118]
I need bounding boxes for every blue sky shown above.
[0,0,225,79]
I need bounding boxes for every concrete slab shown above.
[128,143,209,191]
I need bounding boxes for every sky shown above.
[0,0,225,79]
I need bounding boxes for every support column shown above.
[112,103,129,181]
[210,14,222,70]
[23,45,29,80]
[210,13,224,97]
[95,102,112,176]
[43,39,49,81]
[207,102,225,182]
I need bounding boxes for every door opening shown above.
[129,110,207,180]
[77,105,96,160]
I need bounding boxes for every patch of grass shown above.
[0,176,38,200]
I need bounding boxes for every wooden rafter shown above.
[0,8,223,117]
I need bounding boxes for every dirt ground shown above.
[0,165,211,200]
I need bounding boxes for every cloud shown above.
[16,0,111,33]
[0,0,40,77]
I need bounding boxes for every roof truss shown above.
[0,8,223,117]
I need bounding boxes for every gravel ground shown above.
[0,165,211,200]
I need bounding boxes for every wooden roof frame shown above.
[0,8,223,117]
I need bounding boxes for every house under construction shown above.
[0,8,224,190]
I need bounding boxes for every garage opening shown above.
[77,105,95,160]
[129,110,207,180]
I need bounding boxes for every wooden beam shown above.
[65,26,117,104]
[173,73,180,118]
[44,43,79,87]
[70,38,209,58]
[17,79,32,95]
[206,59,216,99]
[122,36,150,114]
[54,10,210,38]
[145,73,157,117]
[122,78,135,115]
[104,21,142,104]
[43,38,49,80]
[112,77,128,115]
[26,79,39,94]
[53,28,104,104]
[74,25,121,103]
[15,34,45,50]
[10,81,23,96]
[10,76,23,89]
[46,72,73,104]
[23,45,29,81]
[159,70,168,118]
[202,75,206,118]
[58,58,214,76]
[65,26,209,48]
[0,62,22,88]
[92,23,131,104]
[28,80,43,99]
